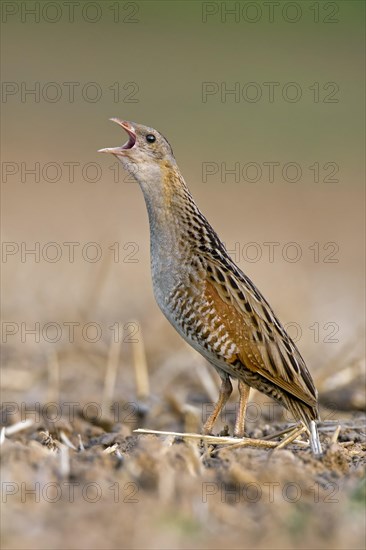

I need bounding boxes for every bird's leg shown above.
[203,375,232,435]
[234,380,251,438]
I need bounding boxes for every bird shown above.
[99,118,322,456]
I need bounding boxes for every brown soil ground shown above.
[1,338,365,550]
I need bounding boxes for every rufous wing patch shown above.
[204,279,316,407]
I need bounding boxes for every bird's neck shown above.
[137,160,199,243]
[135,160,209,287]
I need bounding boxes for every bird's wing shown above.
[202,257,317,408]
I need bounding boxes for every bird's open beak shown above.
[98,118,136,155]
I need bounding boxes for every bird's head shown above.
[98,118,176,184]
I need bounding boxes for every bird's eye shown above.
[146,134,156,143]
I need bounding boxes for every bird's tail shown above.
[288,399,322,457]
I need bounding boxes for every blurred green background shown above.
[2,1,364,369]
[2,0,365,383]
